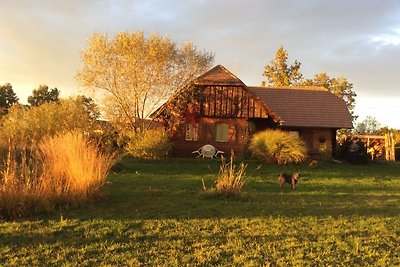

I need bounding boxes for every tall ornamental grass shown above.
[0,145,42,220]
[249,129,307,164]
[39,132,115,202]
[0,132,115,220]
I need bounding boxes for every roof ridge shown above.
[193,65,246,86]
[250,85,328,91]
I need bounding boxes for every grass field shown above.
[1,158,400,266]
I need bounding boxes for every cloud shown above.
[371,28,400,46]
[1,0,400,126]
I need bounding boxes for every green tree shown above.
[0,83,19,115]
[355,116,381,135]
[262,46,357,122]
[76,31,214,134]
[28,85,60,106]
[262,46,303,86]
[0,97,99,147]
[75,95,100,123]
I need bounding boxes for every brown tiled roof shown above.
[193,65,246,86]
[249,86,353,129]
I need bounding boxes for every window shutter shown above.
[216,123,228,142]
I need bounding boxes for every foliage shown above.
[262,45,303,86]
[27,85,60,106]
[0,83,19,115]
[125,129,172,159]
[0,97,100,147]
[249,129,308,164]
[262,46,357,123]
[75,95,100,122]
[335,138,369,163]
[91,127,121,154]
[318,143,332,159]
[0,132,115,220]
[1,158,400,265]
[355,116,381,134]
[159,85,204,133]
[76,31,214,134]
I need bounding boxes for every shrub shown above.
[125,130,172,159]
[249,129,308,164]
[335,138,368,164]
[0,132,115,220]
[0,98,99,148]
[318,144,332,159]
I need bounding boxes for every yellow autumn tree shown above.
[76,31,214,134]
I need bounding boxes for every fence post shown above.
[385,134,389,161]
[390,133,396,161]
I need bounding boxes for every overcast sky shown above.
[1,0,400,128]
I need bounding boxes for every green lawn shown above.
[1,158,400,266]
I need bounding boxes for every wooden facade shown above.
[154,65,353,158]
[200,85,270,119]
[171,117,248,157]
[283,127,336,156]
[169,83,278,157]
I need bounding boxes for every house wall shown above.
[172,122,336,158]
[171,117,248,157]
[288,127,334,157]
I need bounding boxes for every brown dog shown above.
[278,172,301,190]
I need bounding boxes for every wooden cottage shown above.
[249,86,353,155]
[153,65,352,157]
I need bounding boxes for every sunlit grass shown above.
[1,158,400,265]
[0,216,398,266]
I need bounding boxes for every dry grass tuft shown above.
[0,132,115,220]
[214,153,247,196]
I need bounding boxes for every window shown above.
[185,123,198,141]
[215,123,229,142]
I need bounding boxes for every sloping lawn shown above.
[1,158,400,266]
